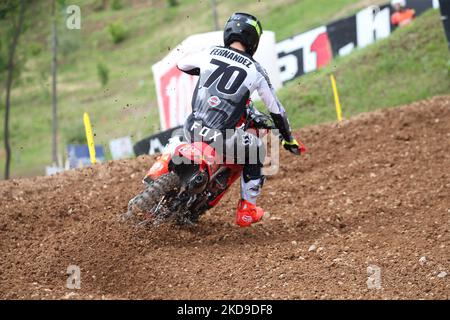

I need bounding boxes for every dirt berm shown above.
[1,96,449,299]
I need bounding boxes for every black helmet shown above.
[223,12,262,56]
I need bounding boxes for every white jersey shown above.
[177,45,288,130]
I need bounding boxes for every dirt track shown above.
[1,96,449,299]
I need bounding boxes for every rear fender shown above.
[143,153,172,183]
[174,142,219,177]
[142,136,186,183]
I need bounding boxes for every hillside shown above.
[274,9,450,128]
[1,95,449,299]
[0,1,448,178]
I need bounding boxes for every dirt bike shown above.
[121,103,278,226]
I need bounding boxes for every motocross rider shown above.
[177,12,303,227]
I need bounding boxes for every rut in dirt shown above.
[0,95,449,299]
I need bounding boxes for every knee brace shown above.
[241,165,265,204]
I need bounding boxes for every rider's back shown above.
[178,45,271,130]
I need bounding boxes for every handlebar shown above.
[244,102,276,131]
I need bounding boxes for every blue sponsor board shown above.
[67,144,105,168]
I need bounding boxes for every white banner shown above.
[109,136,133,160]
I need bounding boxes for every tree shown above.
[210,0,219,31]
[51,0,58,166]
[2,0,26,180]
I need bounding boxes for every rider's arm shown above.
[255,65,294,142]
[177,50,206,76]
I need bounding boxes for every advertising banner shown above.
[133,126,183,156]
[66,145,105,169]
[276,0,439,84]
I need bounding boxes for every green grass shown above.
[0,0,448,178]
[269,9,450,128]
